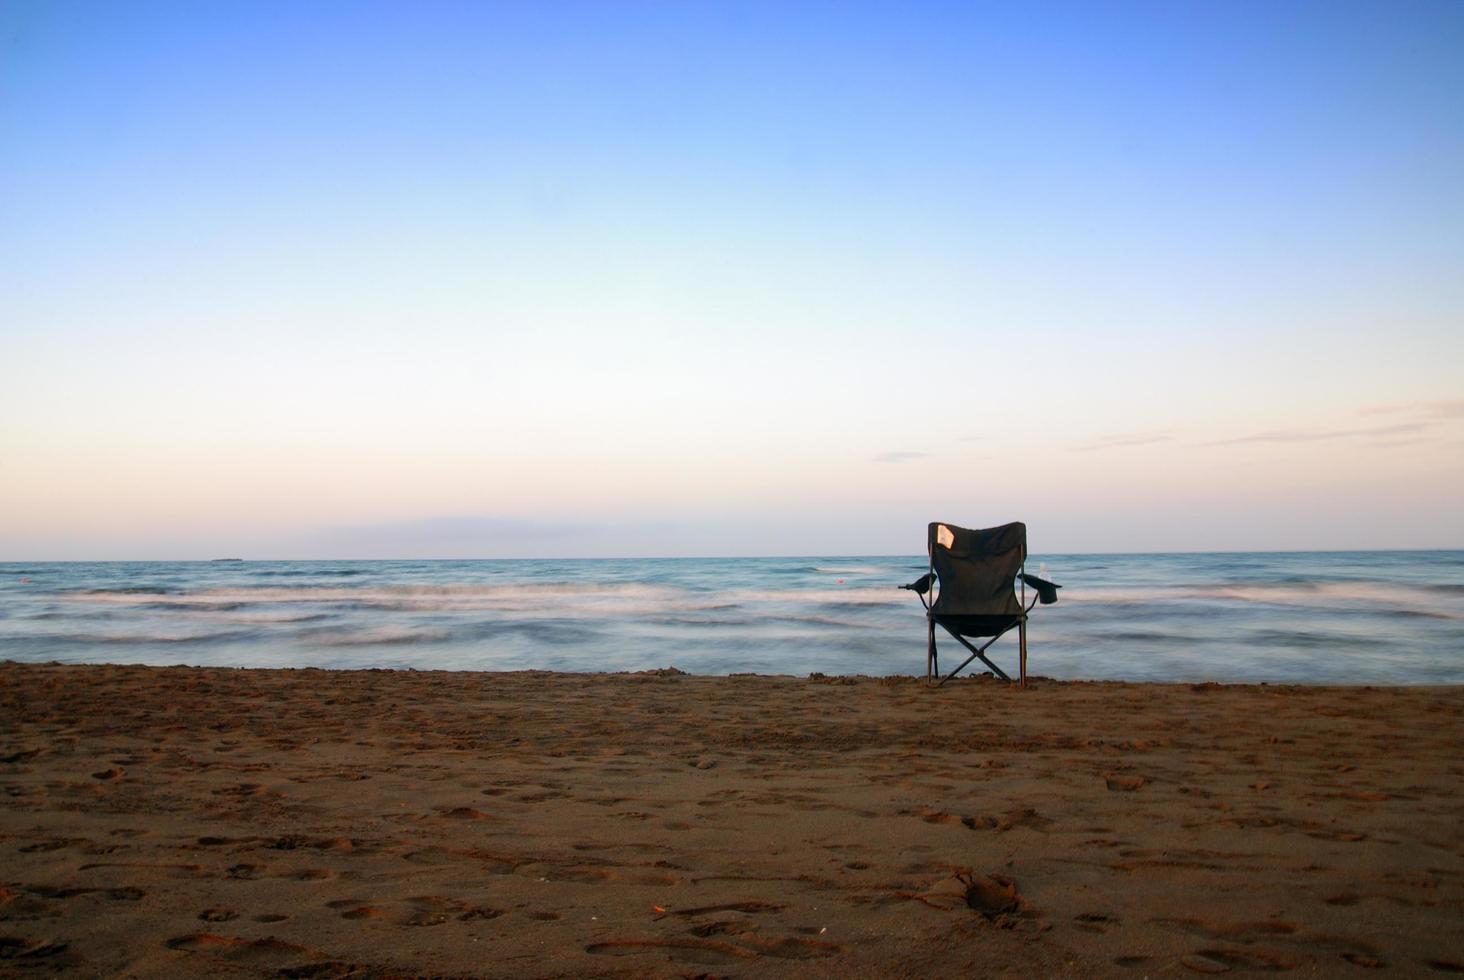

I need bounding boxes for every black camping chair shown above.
[901,521,1060,687]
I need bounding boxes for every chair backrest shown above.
[928,521,1026,618]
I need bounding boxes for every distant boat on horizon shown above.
[210,558,244,562]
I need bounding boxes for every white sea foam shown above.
[63,581,908,615]
[61,575,1463,622]
[728,587,905,606]
[170,610,332,624]
[37,629,253,645]
[307,626,453,646]
[1059,582,1462,619]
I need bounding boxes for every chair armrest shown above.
[1019,573,1061,605]
[900,573,934,595]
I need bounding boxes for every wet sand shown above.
[1,661,1461,977]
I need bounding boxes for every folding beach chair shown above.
[901,521,1060,687]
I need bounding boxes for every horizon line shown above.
[3,546,1463,564]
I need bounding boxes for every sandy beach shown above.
[1,662,1461,977]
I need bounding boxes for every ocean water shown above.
[0,552,1461,684]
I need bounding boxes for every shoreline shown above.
[7,659,1464,690]
[2,661,1461,976]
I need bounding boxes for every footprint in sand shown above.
[325,899,384,920]
[1341,952,1387,968]
[437,806,492,820]
[402,896,471,927]
[962,808,1050,832]
[27,885,96,899]
[588,934,838,965]
[663,901,786,918]
[342,906,385,920]
[1075,912,1119,933]
[517,790,571,802]
[18,838,91,853]
[164,933,325,972]
[745,936,841,960]
[0,937,73,965]
[290,868,335,881]
[1103,772,1148,792]
[267,835,356,852]
[688,920,753,938]
[79,861,204,879]
[1184,948,1299,972]
[586,938,751,966]
[1153,917,1298,941]
[1307,830,1368,842]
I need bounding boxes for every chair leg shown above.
[926,618,937,683]
[935,626,1013,687]
[1019,618,1027,689]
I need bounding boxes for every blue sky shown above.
[2,1,1461,557]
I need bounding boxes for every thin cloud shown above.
[1202,422,1427,447]
[1359,399,1464,420]
[871,451,932,464]
[1072,431,1175,453]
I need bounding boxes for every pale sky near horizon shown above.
[2,1,1462,559]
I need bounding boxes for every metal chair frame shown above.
[902,522,1059,688]
[912,575,1039,687]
